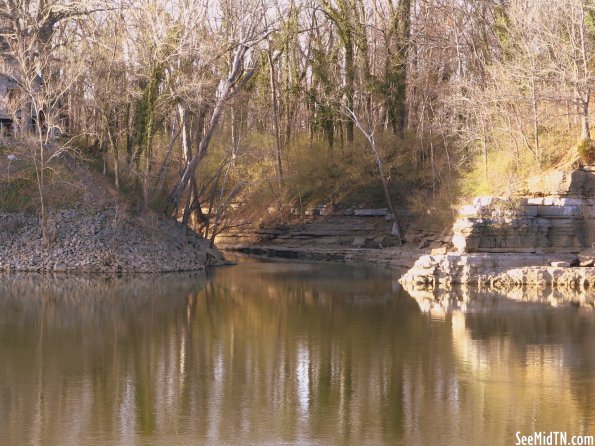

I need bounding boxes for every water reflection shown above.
[406,283,595,316]
[406,283,595,445]
[0,263,593,445]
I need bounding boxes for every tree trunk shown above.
[371,137,403,242]
[178,103,192,165]
[344,33,355,144]
[170,45,255,211]
[126,103,133,165]
[231,105,240,162]
[267,50,284,189]
[398,0,411,134]
[34,122,48,246]
[386,0,411,137]
[531,75,540,167]
[155,126,182,194]
[349,108,405,242]
[581,96,590,141]
[172,39,259,215]
[106,126,119,189]
[482,120,488,182]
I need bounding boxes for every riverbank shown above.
[0,150,225,273]
[219,209,450,270]
[399,253,591,287]
[228,244,424,270]
[0,208,224,273]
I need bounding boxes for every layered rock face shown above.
[219,210,442,269]
[453,169,595,254]
[401,167,595,287]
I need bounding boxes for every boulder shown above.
[578,248,595,259]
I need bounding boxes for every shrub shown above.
[577,138,595,165]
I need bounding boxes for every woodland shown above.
[0,0,593,241]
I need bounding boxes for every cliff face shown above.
[453,168,595,254]
[401,167,595,289]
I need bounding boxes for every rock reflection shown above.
[404,282,595,316]
[405,282,595,443]
[0,264,594,445]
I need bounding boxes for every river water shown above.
[0,259,593,445]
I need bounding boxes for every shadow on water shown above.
[0,262,593,445]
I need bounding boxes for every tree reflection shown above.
[0,265,593,445]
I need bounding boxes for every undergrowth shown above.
[75,121,593,235]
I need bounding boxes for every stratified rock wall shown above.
[400,253,585,287]
[452,197,592,253]
[401,167,595,287]
[452,168,595,254]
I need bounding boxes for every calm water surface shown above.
[0,259,594,445]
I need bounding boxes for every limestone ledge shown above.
[401,168,595,288]
[452,167,595,253]
[398,253,593,287]
[454,195,595,253]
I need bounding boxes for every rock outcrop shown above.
[218,211,408,249]
[400,253,591,287]
[220,207,453,269]
[401,166,595,287]
[452,196,592,253]
[0,207,224,273]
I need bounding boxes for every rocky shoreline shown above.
[6,165,594,279]
[401,166,595,288]
[399,253,594,288]
[0,208,225,273]
[219,209,449,270]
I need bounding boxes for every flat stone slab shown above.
[354,208,389,216]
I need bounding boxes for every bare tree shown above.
[341,100,405,242]
[169,0,274,221]
[0,0,96,243]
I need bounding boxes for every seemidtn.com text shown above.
[516,432,594,446]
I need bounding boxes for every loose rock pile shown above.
[0,208,224,273]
